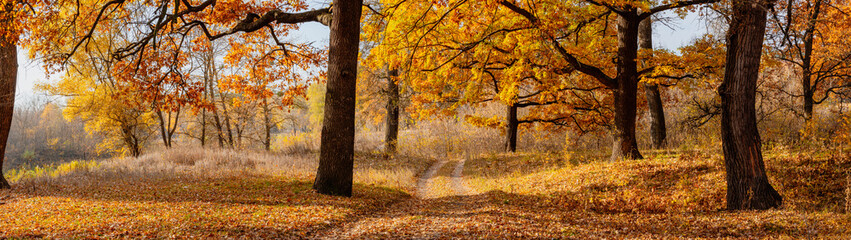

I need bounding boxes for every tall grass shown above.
[7,146,430,193]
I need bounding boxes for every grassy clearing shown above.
[2,140,849,238]
[431,149,851,238]
[327,149,850,238]
[0,147,425,239]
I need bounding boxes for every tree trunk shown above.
[639,16,667,149]
[200,108,207,147]
[205,53,225,148]
[121,123,141,157]
[168,108,180,147]
[611,13,643,161]
[236,121,243,148]
[720,0,782,210]
[155,107,174,148]
[221,97,234,148]
[262,98,272,151]
[0,37,16,189]
[211,97,225,148]
[803,82,814,120]
[801,0,821,121]
[385,69,400,156]
[505,104,518,152]
[314,0,362,197]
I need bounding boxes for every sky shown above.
[13,7,709,105]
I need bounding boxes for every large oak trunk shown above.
[639,16,666,149]
[314,0,362,196]
[611,14,643,161]
[0,40,16,189]
[505,104,518,152]
[720,0,782,210]
[385,69,399,156]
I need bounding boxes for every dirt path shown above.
[418,158,473,198]
[416,159,447,198]
[450,159,473,196]
[318,158,476,239]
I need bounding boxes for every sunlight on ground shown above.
[2,147,850,238]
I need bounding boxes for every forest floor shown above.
[1,147,851,239]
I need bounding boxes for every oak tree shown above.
[720,0,783,210]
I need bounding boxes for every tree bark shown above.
[0,37,16,189]
[262,97,272,151]
[155,108,168,147]
[505,104,518,152]
[154,107,178,148]
[205,55,226,148]
[121,122,141,157]
[200,108,207,147]
[639,16,667,149]
[211,95,225,148]
[801,0,821,121]
[385,69,400,156]
[221,97,234,147]
[720,0,782,210]
[168,108,179,147]
[314,0,362,197]
[611,13,643,161]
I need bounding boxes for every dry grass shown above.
[10,147,429,192]
[464,150,727,213]
[0,147,421,239]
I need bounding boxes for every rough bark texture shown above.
[639,16,666,149]
[505,104,518,152]
[611,14,643,161]
[720,0,782,210]
[385,69,399,156]
[0,40,16,189]
[314,0,362,197]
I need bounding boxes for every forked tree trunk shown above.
[505,104,518,152]
[639,17,666,149]
[314,0,362,197]
[121,123,141,157]
[720,0,782,210]
[611,14,643,161]
[0,40,16,189]
[385,69,400,156]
